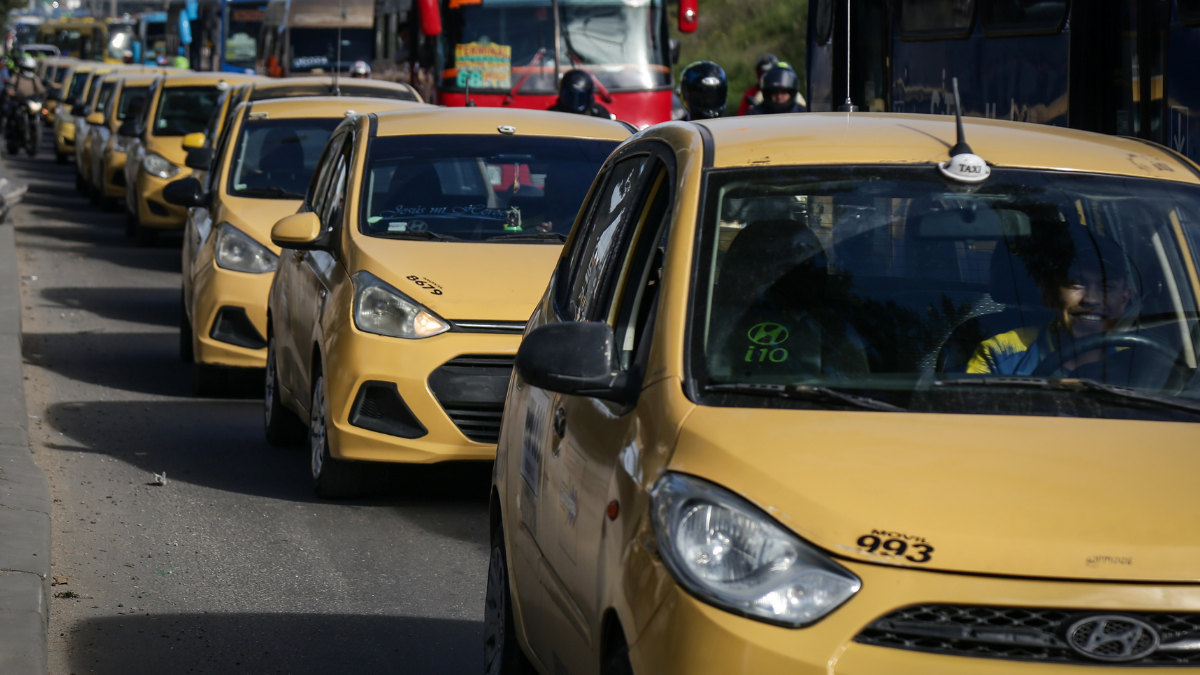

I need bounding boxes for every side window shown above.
[1183,0,1200,26]
[979,0,1067,36]
[320,136,353,227]
[899,0,976,39]
[560,155,651,321]
[207,108,239,193]
[307,130,346,215]
[138,81,160,133]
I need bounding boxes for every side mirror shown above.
[271,212,324,249]
[118,119,139,137]
[184,147,213,170]
[182,132,206,149]
[515,322,632,404]
[669,39,681,65]
[86,112,104,125]
[161,176,208,208]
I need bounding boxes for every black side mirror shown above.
[669,38,681,65]
[515,321,632,404]
[184,147,213,171]
[117,119,139,137]
[162,177,208,209]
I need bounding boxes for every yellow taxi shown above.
[265,107,628,497]
[488,112,1200,674]
[39,56,76,125]
[164,96,425,395]
[86,73,157,210]
[119,72,259,246]
[72,64,122,196]
[52,61,101,164]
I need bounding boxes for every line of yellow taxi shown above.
[56,61,1200,674]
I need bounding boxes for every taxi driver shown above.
[968,231,1133,376]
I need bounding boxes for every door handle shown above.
[553,407,566,438]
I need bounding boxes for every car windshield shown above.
[53,66,69,84]
[361,134,616,241]
[440,0,669,94]
[94,81,117,115]
[224,3,266,69]
[153,86,222,136]
[66,71,89,101]
[228,117,341,199]
[288,28,372,73]
[115,85,147,121]
[692,166,1200,420]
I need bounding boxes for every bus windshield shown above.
[107,24,135,61]
[288,28,372,72]
[441,0,668,94]
[225,3,266,69]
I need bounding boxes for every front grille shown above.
[427,355,514,444]
[349,381,426,439]
[450,320,526,335]
[855,604,1200,667]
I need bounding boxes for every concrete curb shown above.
[0,169,49,675]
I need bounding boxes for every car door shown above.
[518,147,670,672]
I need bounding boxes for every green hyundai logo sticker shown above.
[747,322,788,345]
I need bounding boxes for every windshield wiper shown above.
[235,186,305,199]
[706,382,905,413]
[485,232,567,242]
[376,229,459,241]
[935,377,1200,416]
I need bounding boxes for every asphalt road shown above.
[6,143,492,674]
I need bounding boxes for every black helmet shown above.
[759,65,800,114]
[679,61,727,120]
[557,69,595,114]
[754,54,779,79]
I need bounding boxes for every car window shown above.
[152,86,222,137]
[114,85,146,122]
[559,155,651,321]
[320,137,352,227]
[227,117,341,200]
[94,81,117,115]
[308,129,347,217]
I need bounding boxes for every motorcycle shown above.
[6,97,42,158]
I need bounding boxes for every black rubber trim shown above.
[367,113,378,138]
[348,380,427,439]
[694,122,715,168]
[209,306,267,350]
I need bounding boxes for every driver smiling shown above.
[968,229,1132,376]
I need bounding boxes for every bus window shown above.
[288,28,373,72]
[899,0,976,39]
[226,4,267,70]
[980,0,1067,36]
[814,0,834,45]
[1180,0,1200,26]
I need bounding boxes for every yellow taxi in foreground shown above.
[87,73,156,210]
[266,107,629,498]
[120,72,259,246]
[489,113,1200,674]
[165,96,424,395]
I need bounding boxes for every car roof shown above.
[690,113,1200,184]
[110,73,159,87]
[245,96,426,119]
[159,72,261,88]
[372,107,632,141]
[244,76,421,102]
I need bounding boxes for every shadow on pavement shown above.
[24,331,193,398]
[66,613,482,675]
[40,286,182,328]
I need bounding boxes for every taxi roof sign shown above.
[938,78,991,184]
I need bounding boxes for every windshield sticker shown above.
[454,42,512,90]
[855,530,935,564]
[520,389,550,497]
[377,205,508,221]
[406,275,443,295]
[746,322,789,363]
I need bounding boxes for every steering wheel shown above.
[1030,332,1179,378]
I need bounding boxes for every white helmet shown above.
[18,55,36,74]
[350,60,370,78]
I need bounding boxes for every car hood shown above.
[220,196,302,253]
[352,240,562,322]
[144,133,187,166]
[669,407,1200,582]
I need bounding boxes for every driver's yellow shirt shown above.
[966,327,1045,375]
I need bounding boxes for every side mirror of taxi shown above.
[182,132,205,149]
[515,322,633,404]
[162,176,208,208]
[184,147,213,170]
[85,112,104,125]
[117,119,139,137]
[271,212,324,250]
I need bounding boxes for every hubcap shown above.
[483,544,506,675]
[310,376,326,480]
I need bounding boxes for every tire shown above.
[193,363,226,397]
[484,523,536,675]
[6,140,18,155]
[264,335,306,446]
[309,372,363,499]
[179,297,194,363]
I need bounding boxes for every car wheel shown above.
[264,336,306,446]
[484,523,536,675]
[310,372,363,499]
[74,169,85,194]
[179,297,194,363]
[193,363,226,397]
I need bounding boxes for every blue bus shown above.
[807,0,1200,163]
[166,0,267,72]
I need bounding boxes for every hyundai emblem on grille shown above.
[1067,615,1160,663]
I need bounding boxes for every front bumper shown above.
[324,328,517,464]
[192,260,272,368]
[102,149,127,199]
[133,164,189,230]
[629,560,1200,674]
[54,120,75,155]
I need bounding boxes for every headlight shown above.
[651,473,861,628]
[142,151,180,179]
[214,222,278,274]
[111,134,131,154]
[352,271,448,339]
[26,100,41,113]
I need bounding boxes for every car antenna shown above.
[837,0,857,112]
[937,77,990,183]
[332,1,345,96]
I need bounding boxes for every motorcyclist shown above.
[747,64,807,115]
[548,69,612,119]
[350,60,371,78]
[6,55,44,151]
[737,54,777,116]
[679,61,728,121]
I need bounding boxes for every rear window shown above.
[899,0,976,39]
[227,117,341,199]
[979,0,1067,36]
[361,134,617,242]
[153,86,222,137]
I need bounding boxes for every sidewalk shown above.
[0,164,48,675]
